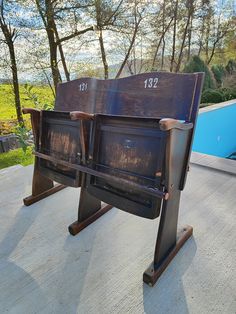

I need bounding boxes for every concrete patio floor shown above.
[0,155,235,314]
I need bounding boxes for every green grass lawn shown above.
[0,147,34,170]
[0,84,54,135]
[0,84,54,120]
[0,84,52,169]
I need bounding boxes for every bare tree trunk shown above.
[98,29,109,79]
[133,45,136,74]
[54,24,70,81]
[0,14,24,126]
[198,9,206,57]
[204,11,212,62]
[161,0,166,71]
[207,30,227,65]
[9,42,24,125]
[115,6,142,79]
[175,0,194,72]
[206,14,227,65]
[161,37,166,70]
[151,18,173,71]
[187,15,193,61]
[45,0,61,89]
[115,25,139,78]
[152,0,168,71]
[170,0,178,72]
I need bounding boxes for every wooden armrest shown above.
[70,111,94,121]
[159,118,193,131]
[22,108,40,115]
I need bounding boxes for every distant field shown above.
[0,84,54,134]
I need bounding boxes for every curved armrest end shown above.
[159,118,193,131]
[70,111,94,121]
[22,108,40,115]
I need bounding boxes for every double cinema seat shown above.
[22,72,204,286]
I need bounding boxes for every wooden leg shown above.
[68,203,113,236]
[68,174,113,236]
[23,157,66,206]
[24,184,66,206]
[143,190,193,286]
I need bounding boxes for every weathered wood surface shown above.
[25,72,204,285]
[25,72,203,193]
[22,108,64,205]
[55,72,201,122]
[39,111,82,187]
[87,115,166,219]
[36,72,203,188]
[34,151,168,200]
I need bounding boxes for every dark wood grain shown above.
[24,184,66,206]
[159,118,193,131]
[33,71,204,191]
[38,111,82,187]
[70,111,95,121]
[86,115,166,219]
[55,72,203,123]
[34,151,168,200]
[25,71,204,286]
[68,204,113,236]
[143,225,193,286]
[22,108,64,205]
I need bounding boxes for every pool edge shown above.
[190,151,236,176]
[199,99,236,114]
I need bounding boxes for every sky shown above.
[0,0,235,83]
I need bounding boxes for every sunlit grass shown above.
[0,147,34,170]
[0,84,54,134]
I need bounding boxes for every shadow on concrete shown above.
[143,237,197,314]
[0,204,47,313]
[46,206,118,313]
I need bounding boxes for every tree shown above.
[170,0,178,72]
[175,0,195,72]
[93,0,124,79]
[115,0,144,78]
[183,55,215,91]
[0,0,24,126]
[150,0,174,71]
[196,0,235,65]
[35,0,94,89]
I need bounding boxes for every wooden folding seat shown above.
[22,78,113,205]
[24,72,204,285]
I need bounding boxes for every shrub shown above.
[225,59,236,75]
[183,55,216,91]
[201,89,224,104]
[14,125,33,153]
[223,72,236,89]
[218,87,236,101]
[211,64,226,86]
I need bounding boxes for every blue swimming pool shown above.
[193,102,236,158]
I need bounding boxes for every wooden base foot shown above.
[23,184,66,206]
[68,204,113,236]
[143,225,193,287]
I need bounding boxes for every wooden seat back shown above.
[55,72,202,122]
[39,72,204,189]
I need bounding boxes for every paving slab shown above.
[0,162,235,314]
